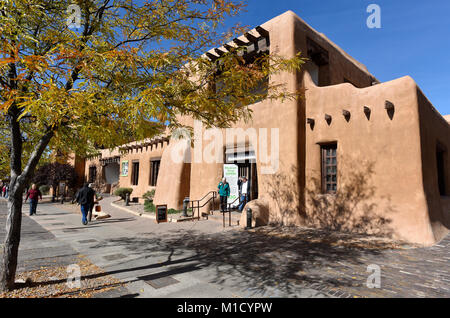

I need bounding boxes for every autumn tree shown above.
[0,0,305,291]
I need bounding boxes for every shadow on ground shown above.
[31,225,404,296]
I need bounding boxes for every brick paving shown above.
[159,226,450,298]
[0,196,449,298]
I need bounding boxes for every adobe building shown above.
[82,11,450,246]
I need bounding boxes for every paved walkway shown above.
[0,199,80,273]
[1,196,449,298]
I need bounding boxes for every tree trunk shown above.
[0,187,23,292]
[0,126,53,292]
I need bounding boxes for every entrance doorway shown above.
[237,163,258,201]
[225,150,258,201]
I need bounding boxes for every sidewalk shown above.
[0,198,125,297]
[1,196,449,298]
[2,197,329,297]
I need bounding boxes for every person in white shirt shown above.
[238,177,249,212]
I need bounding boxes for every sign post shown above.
[156,205,168,224]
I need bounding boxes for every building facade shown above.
[80,11,450,246]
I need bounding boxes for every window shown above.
[131,161,139,186]
[437,144,447,196]
[149,159,161,187]
[88,166,97,183]
[321,144,337,193]
[307,37,330,87]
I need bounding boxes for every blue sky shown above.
[222,0,450,116]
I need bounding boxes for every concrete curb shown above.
[110,200,182,223]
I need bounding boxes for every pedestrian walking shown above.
[5,183,9,198]
[74,183,95,225]
[218,177,230,212]
[25,184,42,216]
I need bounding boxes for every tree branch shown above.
[17,129,54,188]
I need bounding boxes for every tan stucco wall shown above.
[66,153,86,188]
[188,10,378,222]
[416,88,450,243]
[290,10,376,88]
[118,142,166,200]
[153,140,191,210]
[303,71,449,245]
[187,11,303,226]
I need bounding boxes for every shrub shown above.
[39,185,50,195]
[114,188,133,200]
[168,208,180,214]
[144,201,156,212]
[143,189,155,202]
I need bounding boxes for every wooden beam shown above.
[214,48,226,56]
[342,109,351,122]
[385,100,395,111]
[385,100,395,120]
[256,26,269,38]
[206,52,219,61]
[364,106,371,120]
[233,38,247,46]
[244,32,259,43]
[306,118,315,130]
[223,43,235,52]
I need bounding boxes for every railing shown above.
[190,191,217,220]
[221,196,240,227]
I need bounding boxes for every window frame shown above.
[320,143,338,194]
[88,166,97,183]
[131,160,140,186]
[149,158,161,187]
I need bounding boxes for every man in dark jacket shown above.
[75,183,95,225]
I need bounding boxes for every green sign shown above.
[121,160,129,176]
[223,164,239,204]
